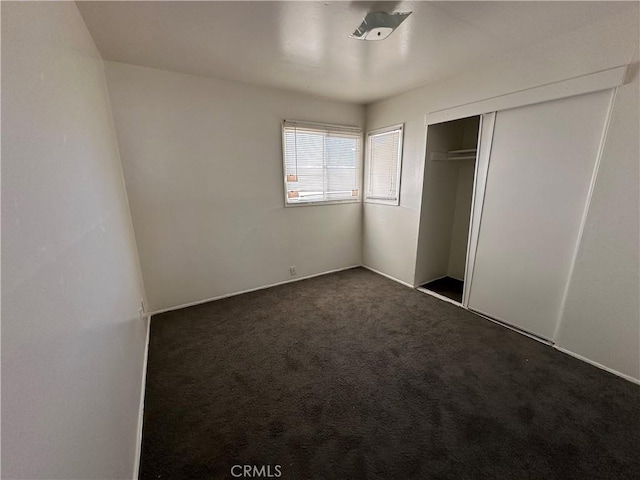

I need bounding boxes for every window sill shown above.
[364,198,400,206]
[285,198,361,207]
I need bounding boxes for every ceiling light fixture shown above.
[349,11,412,41]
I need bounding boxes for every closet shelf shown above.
[448,149,477,154]
[430,149,477,162]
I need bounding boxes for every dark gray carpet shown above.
[140,267,640,480]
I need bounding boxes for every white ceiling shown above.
[77,1,633,104]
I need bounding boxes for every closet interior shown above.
[414,115,481,304]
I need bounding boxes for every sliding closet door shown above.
[467,90,613,339]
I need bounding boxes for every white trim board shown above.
[133,315,151,480]
[416,287,463,308]
[426,65,628,125]
[554,346,640,386]
[148,265,361,316]
[470,307,639,385]
[362,265,415,289]
[469,309,553,346]
[418,274,448,285]
[417,287,554,347]
[462,112,495,308]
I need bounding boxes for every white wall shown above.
[104,62,365,312]
[2,2,148,478]
[364,6,639,286]
[557,56,640,381]
[364,6,639,380]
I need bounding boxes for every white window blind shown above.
[365,124,404,205]
[283,121,361,205]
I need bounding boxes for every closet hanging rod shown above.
[430,150,477,162]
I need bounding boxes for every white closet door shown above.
[462,112,495,307]
[467,90,613,339]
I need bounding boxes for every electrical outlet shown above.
[290,266,296,276]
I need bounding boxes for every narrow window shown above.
[365,124,404,205]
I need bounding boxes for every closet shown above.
[415,88,615,341]
[414,115,480,304]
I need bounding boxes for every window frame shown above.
[281,120,362,207]
[364,123,404,206]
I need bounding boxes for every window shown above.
[365,124,404,205]
[282,121,361,206]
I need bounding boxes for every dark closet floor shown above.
[421,276,464,303]
[140,267,640,480]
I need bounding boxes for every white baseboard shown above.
[420,274,448,285]
[554,346,640,385]
[469,310,639,385]
[148,265,361,316]
[138,263,639,480]
[361,265,415,289]
[416,286,463,307]
[469,309,553,346]
[133,315,151,480]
